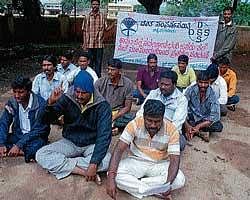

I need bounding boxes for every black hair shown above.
[108,58,122,69]
[197,70,210,81]
[178,54,189,64]
[143,99,165,117]
[62,50,73,60]
[223,6,234,14]
[207,63,219,79]
[77,50,90,60]
[43,55,57,68]
[160,70,178,85]
[91,0,100,4]
[218,57,230,65]
[147,53,157,62]
[11,75,32,92]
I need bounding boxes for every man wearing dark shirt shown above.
[36,70,112,183]
[212,6,237,63]
[95,59,134,133]
[184,71,223,142]
[133,53,161,105]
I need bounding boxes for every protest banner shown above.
[114,12,219,70]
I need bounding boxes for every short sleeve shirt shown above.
[172,65,196,88]
[120,116,180,162]
[94,75,133,111]
[136,67,161,90]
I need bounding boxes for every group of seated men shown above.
[0,50,240,199]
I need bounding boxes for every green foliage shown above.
[161,0,250,26]
[134,4,147,13]
[234,2,250,26]
[162,0,231,17]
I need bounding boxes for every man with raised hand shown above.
[36,70,112,184]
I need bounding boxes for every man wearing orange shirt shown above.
[218,57,240,111]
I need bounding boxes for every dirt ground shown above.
[0,52,250,200]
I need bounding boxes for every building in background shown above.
[40,0,62,15]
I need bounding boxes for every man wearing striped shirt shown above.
[106,99,185,199]
[82,0,113,77]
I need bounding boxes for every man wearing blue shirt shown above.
[57,50,77,76]
[0,76,49,162]
[184,71,223,142]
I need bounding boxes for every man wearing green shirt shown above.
[172,55,196,92]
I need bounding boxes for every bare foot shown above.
[154,193,172,200]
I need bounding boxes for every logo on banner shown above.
[120,17,138,36]
[188,22,210,43]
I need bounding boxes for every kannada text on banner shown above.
[114,12,219,70]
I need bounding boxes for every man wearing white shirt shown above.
[136,70,188,151]
[57,50,77,76]
[32,55,69,101]
[0,76,49,162]
[67,51,98,84]
[207,63,228,116]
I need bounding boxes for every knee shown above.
[172,170,185,190]
[216,122,223,132]
[180,134,187,152]
[35,145,50,166]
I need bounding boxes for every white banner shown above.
[114,12,219,70]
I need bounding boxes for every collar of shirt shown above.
[89,11,100,17]
[220,20,233,27]
[223,69,231,78]
[176,65,189,75]
[57,63,73,73]
[81,94,94,113]
[146,66,160,73]
[157,88,180,101]
[19,93,33,112]
[193,84,212,101]
[107,76,124,87]
[41,72,60,81]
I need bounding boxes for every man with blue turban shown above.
[36,70,112,184]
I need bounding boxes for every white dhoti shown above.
[116,157,185,199]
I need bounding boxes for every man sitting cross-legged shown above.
[0,76,49,162]
[133,53,162,105]
[106,99,185,200]
[218,57,240,111]
[184,71,223,142]
[207,63,228,116]
[136,70,188,151]
[36,70,112,183]
[172,54,196,93]
[95,58,134,134]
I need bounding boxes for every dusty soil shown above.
[0,52,250,200]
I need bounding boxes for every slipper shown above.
[95,174,102,185]
[227,104,236,111]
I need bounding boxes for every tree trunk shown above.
[138,0,163,15]
[12,0,41,21]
